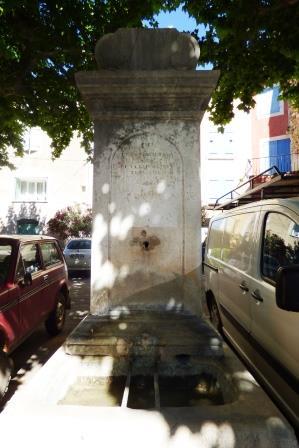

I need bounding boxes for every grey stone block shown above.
[95,28,200,71]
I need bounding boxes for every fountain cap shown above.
[95,28,200,71]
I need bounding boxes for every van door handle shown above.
[251,289,263,303]
[43,274,49,281]
[239,281,249,292]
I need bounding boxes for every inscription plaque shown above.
[111,134,183,228]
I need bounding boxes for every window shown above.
[206,160,236,204]
[21,244,42,274]
[207,219,224,260]
[40,242,62,267]
[66,239,91,250]
[256,86,283,118]
[262,213,299,282]
[260,138,291,173]
[17,219,39,235]
[207,132,235,157]
[15,178,47,202]
[15,256,25,280]
[222,213,257,272]
[0,244,12,285]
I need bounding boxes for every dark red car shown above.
[0,235,70,398]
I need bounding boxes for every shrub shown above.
[47,205,92,244]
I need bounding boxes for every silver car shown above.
[63,238,91,272]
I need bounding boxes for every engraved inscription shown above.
[111,134,183,227]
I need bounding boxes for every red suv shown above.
[0,235,70,398]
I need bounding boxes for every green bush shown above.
[46,205,92,244]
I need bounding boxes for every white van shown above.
[204,198,299,429]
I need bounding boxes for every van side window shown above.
[207,219,224,260]
[262,213,299,282]
[221,213,257,271]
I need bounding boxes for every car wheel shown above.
[209,297,223,334]
[45,293,66,336]
[0,350,13,400]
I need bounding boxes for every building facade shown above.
[200,104,252,207]
[0,128,92,234]
[201,86,295,208]
[251,85,292,175]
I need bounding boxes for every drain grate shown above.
[127,375,156,409]
[59,371,227,408]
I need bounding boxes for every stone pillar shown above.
[75,28,219,316]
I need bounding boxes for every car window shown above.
[0,244,12,285]
[66,240,91,250]
[21,243,42,274]
[15,255,25,280]
[262,212,299,282]
[40,242,62,267]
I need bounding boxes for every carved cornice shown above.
[75,70,220,121]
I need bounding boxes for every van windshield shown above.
[0,244,12,285]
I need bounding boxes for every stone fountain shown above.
[1,29,296,448]
[76,27,218,316]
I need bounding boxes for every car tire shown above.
[45,293,66,336]
[209,296,223,334]
[0,350,13,400]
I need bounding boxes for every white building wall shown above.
[0,128,93,234]
[200,104,252,208]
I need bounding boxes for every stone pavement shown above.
[0,275,298,447]
[1,309,298,447]
[0,273,90,410]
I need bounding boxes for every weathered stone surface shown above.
[90,120,204,315]
[75,70,219,120]
[75,28,219,315]
[65,310,224,359]
[95,28,200,70]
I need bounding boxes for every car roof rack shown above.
[213,166,299,210]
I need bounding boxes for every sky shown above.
[144,5,206,35]
[153,5,198,32]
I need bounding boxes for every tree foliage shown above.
[0,0,171,167]
[46,205,92,243]
[183,0,299,125]
[1,0,299,167]
[288,105,299,151]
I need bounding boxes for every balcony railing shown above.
[213,166,282,209]
[251,152,299,176]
